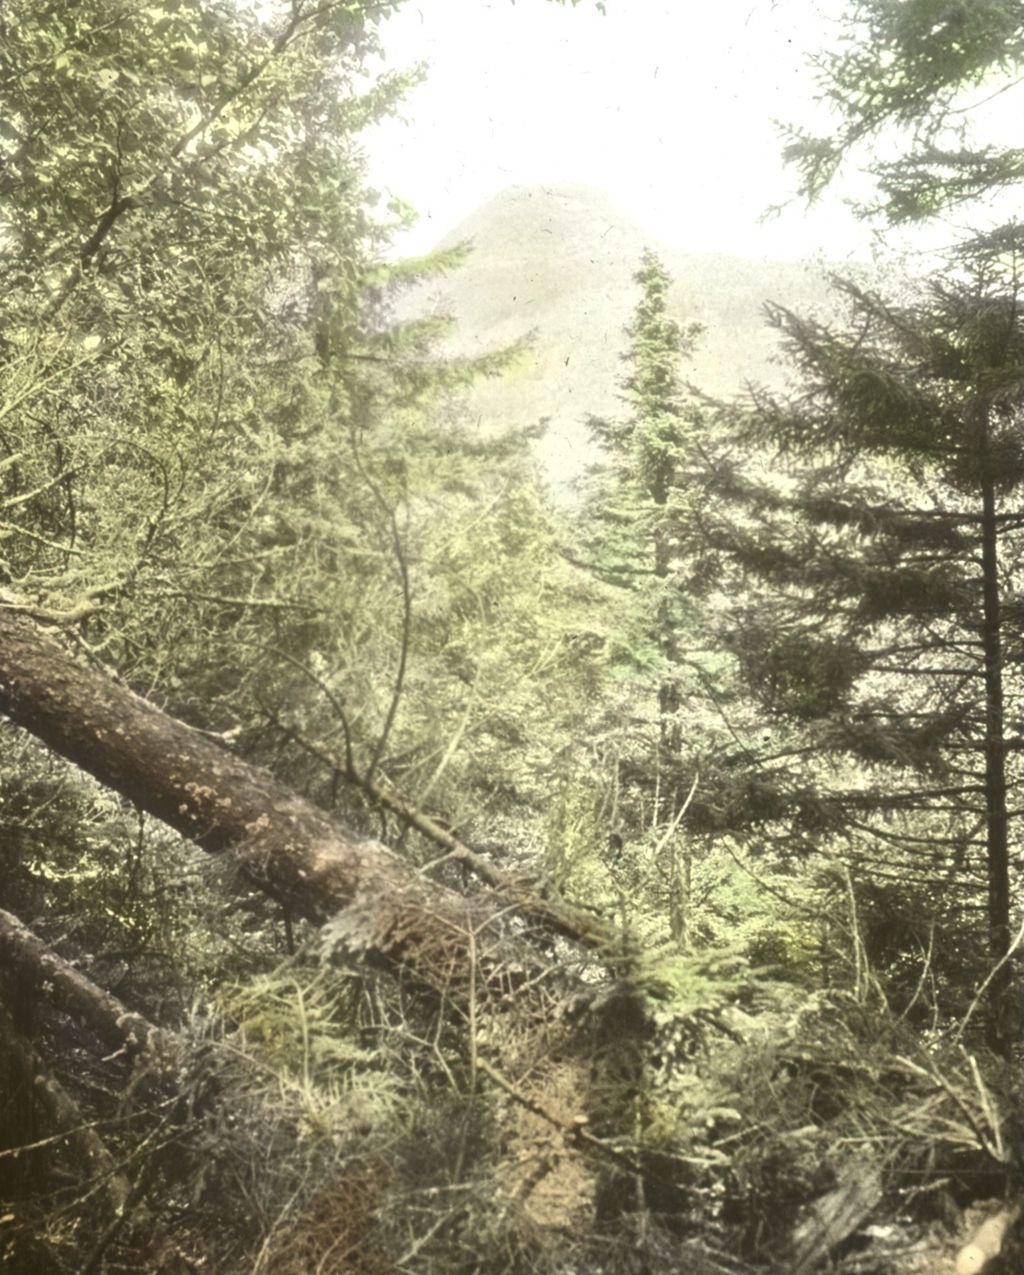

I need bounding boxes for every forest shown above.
[0,1,1021,1272]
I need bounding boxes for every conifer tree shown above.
[702,253,1024,1050]
[580,251,720,943]
[585,250,703,754]
[786,0,1024,222]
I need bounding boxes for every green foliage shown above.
[218,966,406,1134]
[2,3,1018,1270]
[0,0,597,845]
[587,249,703,515]
[0,0,407,676]
[579,250,706,790]
[574,252,800,957]
[786,0,1024,219]
[699,254,1024,1040]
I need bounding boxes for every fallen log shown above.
[0,906,173,1064]
[0,603,608,1227]
[790,1159,882,1274]
[0,603,548,990]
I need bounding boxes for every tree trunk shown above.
[0,604,525,984]
[0,604,605,1227]
[0,906,173,1065]
[977,405,1014,1056]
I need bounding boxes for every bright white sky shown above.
[364,0,876,263]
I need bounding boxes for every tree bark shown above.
[0,603,524,989]
[0,906,174,1065]
[977,405,1014,1056]
[0,604,603,1227]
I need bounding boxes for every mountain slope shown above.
[417,183,836,492]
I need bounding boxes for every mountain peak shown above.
[421,186,834,496]
[440,182,650,276]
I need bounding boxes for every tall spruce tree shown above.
[580,252,808,953]
[586,249,704,754]
[581,250,732,946]
[701,253,1024,1050]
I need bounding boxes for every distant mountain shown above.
[415,182,837,494]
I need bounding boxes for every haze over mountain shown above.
[417,183,838,494]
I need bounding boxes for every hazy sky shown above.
[364,0,875,262]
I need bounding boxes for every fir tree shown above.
[701,255,1024,1051]
[580,251,721,944]
[786,0,1024,221]
[585,249,703,753]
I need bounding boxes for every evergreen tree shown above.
[786,0,1024,221]
[586,249,703,756]
[0,0,408,679]
[578,252,808,956]
[580,251,764,949]
[700,255,1024,1050]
